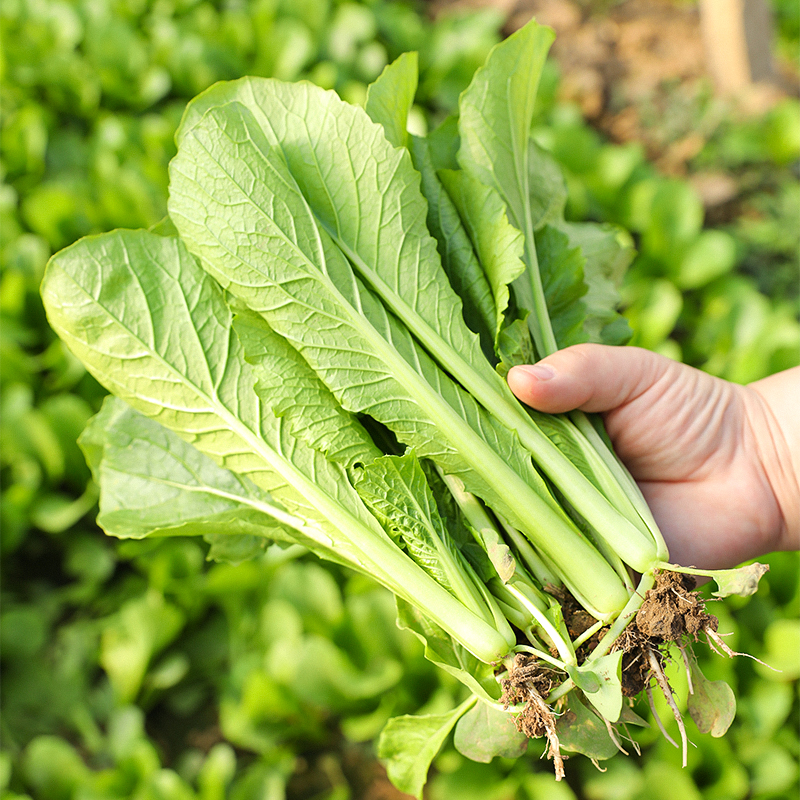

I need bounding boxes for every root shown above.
[620,722,642,756]
[679,644,694,694]
[527,685,565,781]
[648,648,689,767]
[602,718,629,755]
[613,570,719,698]
[705,627,778,670]
[501,654,565,780]
[646,682,678,748]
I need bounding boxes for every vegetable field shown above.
[1,1,798,799]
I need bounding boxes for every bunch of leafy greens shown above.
[40,19,766,796]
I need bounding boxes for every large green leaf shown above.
[170,97,530,507]
[176,77,509,404]
[458,19,556,356]
[168,93,628,617]
[457,21,554,237]
[42,230,514,662]
[41,232,370,560]
[80,396,305,550]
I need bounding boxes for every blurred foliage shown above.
[529,85,800,381]
[1,0,798,798]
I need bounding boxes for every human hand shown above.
[507,345,799,570]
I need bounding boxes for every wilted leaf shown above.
[711,562,769,598]
[688,662,736,737]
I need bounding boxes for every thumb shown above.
[507,344,673,414]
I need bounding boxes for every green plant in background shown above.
[528,84,800,384]
[2,1,798,799]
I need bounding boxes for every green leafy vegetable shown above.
[37,17,769,794]
[42,229,513,663]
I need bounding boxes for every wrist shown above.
[746,367,800,553]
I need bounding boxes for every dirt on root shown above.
[616,570,718,696]
[501,654,565,778]
[501,653,557,727]
[500,571,719,778]
[503,571,718,719]
[635,570,716,639]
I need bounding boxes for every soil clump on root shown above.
[501,655,564,778]
[501,571,721,776]
[616,570,718,696]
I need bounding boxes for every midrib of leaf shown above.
[132,474,320,533]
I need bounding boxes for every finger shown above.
[506,344,673,414]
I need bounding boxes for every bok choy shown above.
[41,18,767,795]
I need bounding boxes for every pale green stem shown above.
[332,232,658,574]
[463,554,517,646]
[496,513,561,588]
[514,643,567,672]
[504,581,576,665]
[571,619,605,650]
[570,409,669,561]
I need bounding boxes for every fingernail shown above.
[524,363,555,381]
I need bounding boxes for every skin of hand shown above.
[507,344,799,570]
